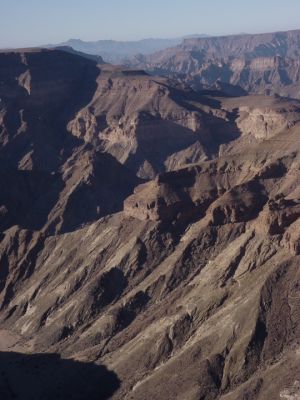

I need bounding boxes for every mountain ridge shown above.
[46,34,210,63]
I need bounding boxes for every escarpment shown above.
[0,48,299,400]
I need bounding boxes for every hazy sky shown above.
[1,0,300,48]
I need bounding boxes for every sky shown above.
[1,0,300,48]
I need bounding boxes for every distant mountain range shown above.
[127,28,300,99]
[49,29,300,100]
[48,34,210,63]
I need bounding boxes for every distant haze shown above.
[51,35,210,63]
[1,0,300,48]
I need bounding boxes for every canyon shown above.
[0,47,299,400]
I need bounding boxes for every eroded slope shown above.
[0,124,299,399]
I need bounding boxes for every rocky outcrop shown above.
[236,105,299,139]
[256,197,300,235]
[124,132,300,228]
[124,167,209,223]
[283,219,300,255]
[124,180,182,222]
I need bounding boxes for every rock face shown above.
[128,29,300,99]
[0,48,140,234]
[67,65,210,177]
[0,48,299,400]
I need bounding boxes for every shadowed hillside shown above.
[0,351,120,400]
